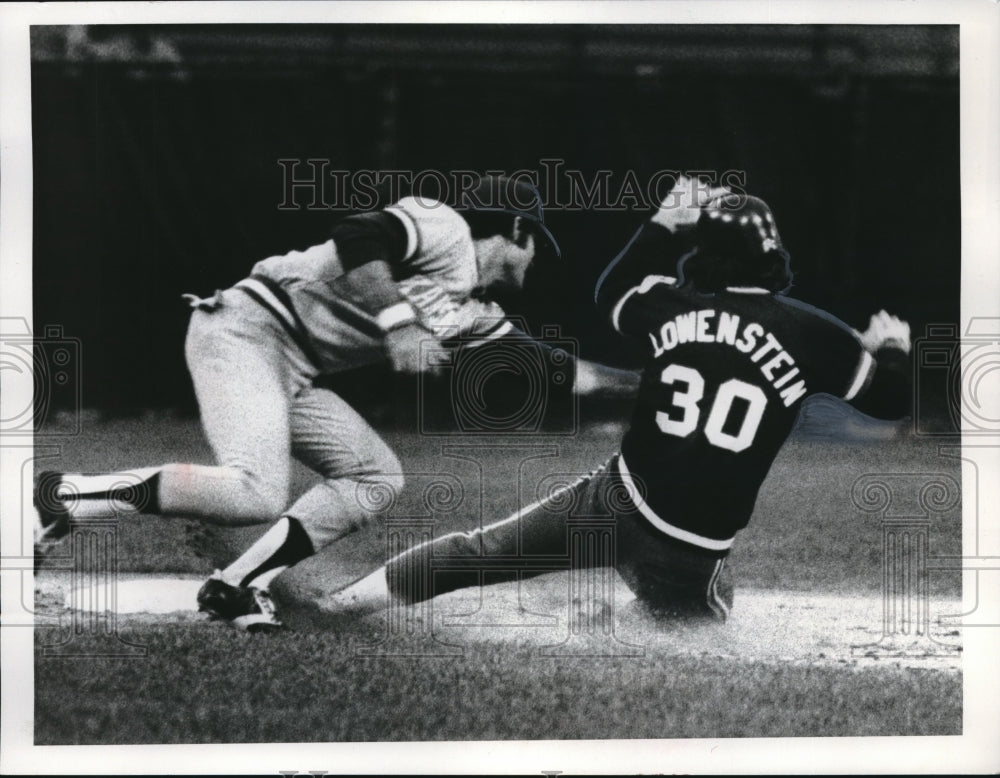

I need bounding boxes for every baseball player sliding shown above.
[270,176,913,627]
[34,175,638,630]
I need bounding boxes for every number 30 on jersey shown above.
[656,364,767,453]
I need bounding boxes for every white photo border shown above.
[2,1,997,774]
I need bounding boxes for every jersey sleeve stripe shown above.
[775,294,857,332]
[610,287,641,334]
[843,349,875,401]
[385,205,419,260]
[610,274,677,335]
[450,320,515,349]
[617,455,735,551]
[594,224,644,303]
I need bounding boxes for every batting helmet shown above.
[681,193,793,293]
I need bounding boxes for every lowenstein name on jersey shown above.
[647,307,807,407]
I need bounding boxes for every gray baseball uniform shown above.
[163,197,510,546]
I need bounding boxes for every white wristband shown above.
[376,302,418,332]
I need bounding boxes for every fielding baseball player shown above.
[34,175,637,630]
[273,176,912,626]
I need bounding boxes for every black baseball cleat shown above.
[33,471,71,572]
[197,571,284,632]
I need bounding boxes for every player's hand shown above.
[650,175,731,233]
[384,321,439,375]
[857,309,911,355]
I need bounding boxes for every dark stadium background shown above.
[30,25,959,423]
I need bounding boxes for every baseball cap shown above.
[456,175,561,259]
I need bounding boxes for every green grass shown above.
[32,412,963,743]
[35,626,959,744]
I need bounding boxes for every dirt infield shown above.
[39,571,962,673]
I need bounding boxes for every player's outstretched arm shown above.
[332,258,439,374]
[850,309,912,420]
[463,321,640,399]
[595,175,729,326]
[649,174,731,233]
[321,206,451,374]
[574,358,641,398]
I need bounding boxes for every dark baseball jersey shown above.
[597,224,876,552]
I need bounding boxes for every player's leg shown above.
[36,302,297,528]
[274,467,595,624]
[210,385,403,596]
[162,303,297,520]
[613,508,734,621]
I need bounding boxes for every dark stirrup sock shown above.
[235,516,316,589]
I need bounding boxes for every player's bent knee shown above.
[236,474,288,521]
[158,463,288,524]
[360,446,405,501]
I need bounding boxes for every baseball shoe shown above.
[33,471,71,571]
[197,571,284,633]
